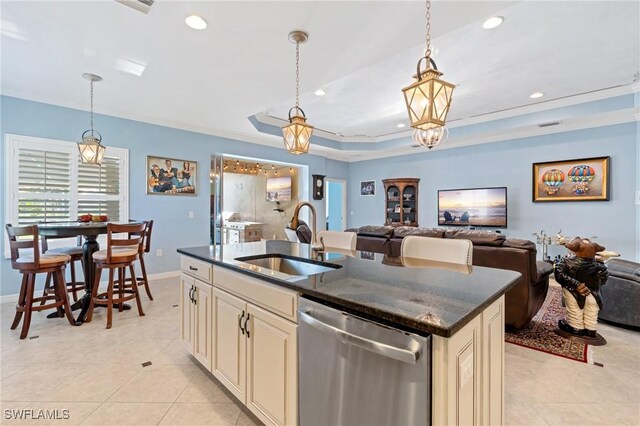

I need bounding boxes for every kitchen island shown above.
[178,240,520,426]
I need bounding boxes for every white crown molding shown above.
[1,90,284,150]
[4,82,638,164]
[256,84,640,144]
[342,107,640,162]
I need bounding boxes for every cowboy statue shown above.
[554,237,608,342]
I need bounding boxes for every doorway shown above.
[325,179,347,231]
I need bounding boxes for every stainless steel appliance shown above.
[298,298,431,426]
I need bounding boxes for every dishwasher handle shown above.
[298,310,420,365]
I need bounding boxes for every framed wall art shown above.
[360,180,375,196]
[532,156,609,202]
[147,156,197,195]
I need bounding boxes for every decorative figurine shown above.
[554,237,609,345]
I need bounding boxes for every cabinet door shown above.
[246,304,298,426]
[212,288,247,403]
[180,273,195,353]
[194,280,213,371]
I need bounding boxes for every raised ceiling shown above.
[1,1,638,157]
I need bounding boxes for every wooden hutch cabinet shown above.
[382,178,420,227]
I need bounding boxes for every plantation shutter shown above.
[77,155,122,222]
[5,135,129,257]
[16,148,72,225]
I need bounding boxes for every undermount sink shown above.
[235,254,340,276]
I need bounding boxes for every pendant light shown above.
[402,0,455,132]
[77,73,106,165]
[282,30,314,155]
[413,126,448,150]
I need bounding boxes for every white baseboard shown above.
[0,293,19,304]
[0,270,181,304]
[147,270,180,280]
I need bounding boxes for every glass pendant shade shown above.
[413,125,448,150]
[78,131,106,165]
[282,109,314,155]
[403,58,455,130]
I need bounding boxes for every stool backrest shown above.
[143,220,154,253]
[5,224,41,264]
[317,231,357,251]
[106,222,146,263]
[401,235,473,265]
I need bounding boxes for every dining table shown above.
[37,221,136,324]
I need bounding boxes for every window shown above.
[4,134,129,253]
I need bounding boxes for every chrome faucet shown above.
[289,201,321,250]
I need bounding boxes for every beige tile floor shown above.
[1,277,639,425]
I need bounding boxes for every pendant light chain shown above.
[425,0,432,58]
[89,78,95,136]
[295,41,300,110]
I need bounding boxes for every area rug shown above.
[505,285,591,363]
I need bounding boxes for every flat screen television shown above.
[438,187,507,228]
[266,176,292,202]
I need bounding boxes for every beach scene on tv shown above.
[438,188,507,227]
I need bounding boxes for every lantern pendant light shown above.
[77,73,106,165]
[282,30,314,155]
[402,0,455,132]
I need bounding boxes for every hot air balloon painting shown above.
[533,156,610,202]
[541,168,565,195]
[568,164,596,195]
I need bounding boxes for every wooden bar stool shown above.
[87,222,147,329]
[5,224,76,339]
[128,220,154,300]
[41,235,86,302]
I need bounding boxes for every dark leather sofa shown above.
[598,259,640,328]
[346,225,554,329]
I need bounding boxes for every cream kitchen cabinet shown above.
[180,257,213,371]
[431,296,505,425]
[212,270,298,426]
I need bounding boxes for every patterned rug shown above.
[505,285,591,363]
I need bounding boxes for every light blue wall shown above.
[348,123,638,261]
[0,96,349,296]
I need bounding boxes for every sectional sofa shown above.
[345,225,554,329]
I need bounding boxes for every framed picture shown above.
[532,156,609,202]
[360,180,375,196]
[147,156,197,195]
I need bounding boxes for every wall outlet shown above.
[636,190,640,205]
[156,249,163,257]
[188,211,195,219]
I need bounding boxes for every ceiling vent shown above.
[538,121,561,128]
[116,0,154,14]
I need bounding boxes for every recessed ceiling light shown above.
[482,16,504,30]
[314,89,326,96]
[396,123,406,128]
[185,15,207,30]
[530,91,545,99]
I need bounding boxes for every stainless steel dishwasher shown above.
[298,297,431,426]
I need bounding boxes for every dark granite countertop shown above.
[177,241,521,338]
